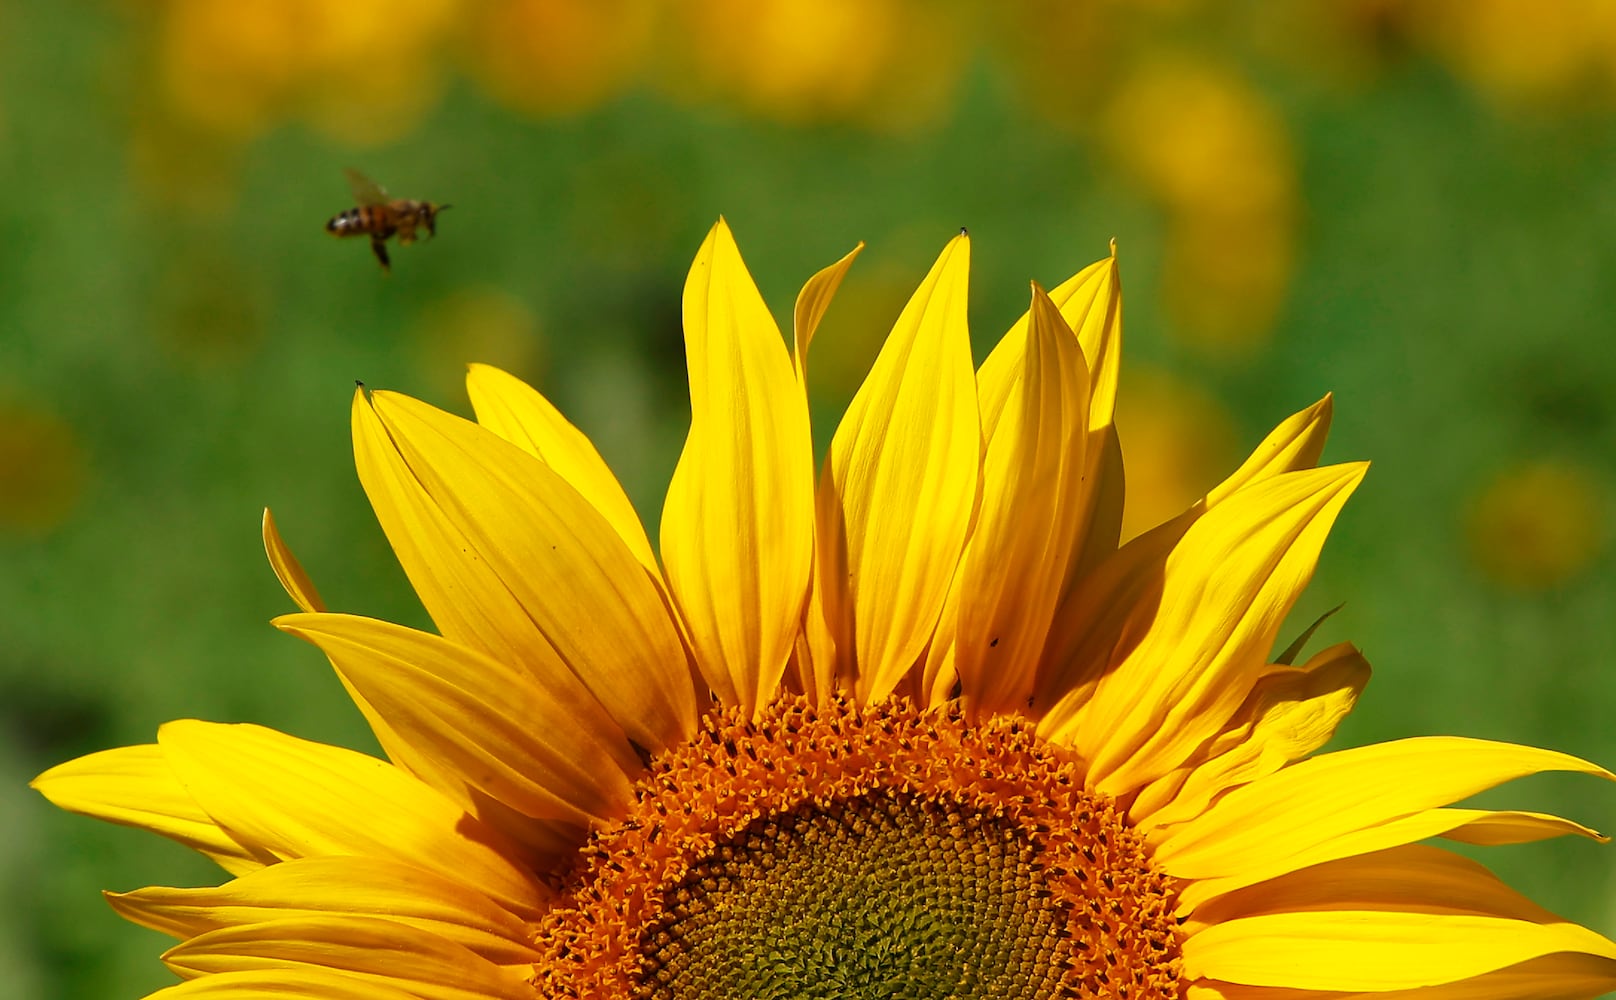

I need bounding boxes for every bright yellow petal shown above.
[156,720,548,920]
[275,612,636,826]
[947,283,1091,714]
[464,363,657,575]
[978,253,1123,583]
[31,745,272,875]
[1440,808,1607,846]
[357,388,696,751]
[1157,736,1614,883]
[141,969,421,1000]
[1135,642,1369,830]
[819,231,979,703]
[793,242,863,385]
[108,856,539,963]
[1187,844,1564,928]
[1058,463,1367,797]
[262,509,325,613]
[1184,910,1616,991]
[1036,394,1335,718]
[661,219,816,714]
[1205,394,1333,507]
[161,916,533,1000]
[1195,953,1616,1000]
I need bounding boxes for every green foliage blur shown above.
[4,2,1615,997]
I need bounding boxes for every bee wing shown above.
[343,168,390,207]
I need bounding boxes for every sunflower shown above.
[34,221,1616,1000]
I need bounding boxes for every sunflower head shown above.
[32,220,1616,1000]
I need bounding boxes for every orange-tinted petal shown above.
[661,220,815,714]
[141,969,421,1000]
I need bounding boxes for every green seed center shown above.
[638,792,1068,1000]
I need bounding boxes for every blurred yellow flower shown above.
[462,0,652,117]
[1466,459,1609,589]
[1409,0,1616,113]
[1104,57,1297,352]
[154,0,457,144]
[663,0,965,129]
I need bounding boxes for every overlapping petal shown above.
[355,388,696,751]
[465,363,657,575]
[1052,462,1367,797]
[108,856,540,964]
[275,612,637,826]
[30,745,272,875]
[818,232,979,703]
[161,916,533,1000]
[661,220,816,715]
[155,721,549,919]
[940,284,1091,714]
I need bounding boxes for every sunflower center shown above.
[642,792,1061,1000]
[529,696,1183,1000]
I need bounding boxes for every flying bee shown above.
[325,168,449,271]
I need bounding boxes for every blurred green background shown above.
[4,1,1616,997]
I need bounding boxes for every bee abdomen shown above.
[325,207,369,236]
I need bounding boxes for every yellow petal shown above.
[819,232,979,703]
[1179,804,1589,913]
[108,856,539,963]
[156,720,548,919]
[1061,463,1367,797]
[262,509,325,613]
[1205,393,1333,507]
[1135,642,1369,830]
[464,363,657,575]
[141,969,421,1000]
[1157,735,1614,884]
[356,388,696,751]
[1188,844,1563,928]
[1441,808,1607,846]
[1194,953,1616,1000]
[275,612,636,825]
[793,242,863,385]
[1036,394,1335,719]
[162,916,533,1000]
[947,283,1091,714]
[661,220,816,714]
[978,254,1123,582]
[31,745,272,875]
[1184,910,1616,991]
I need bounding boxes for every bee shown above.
[325,168,449,271]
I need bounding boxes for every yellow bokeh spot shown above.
[1411,0,1616,112]
[665,0,963,129]
[464,0,652,117]
[1466,459,1609,590]
[1114,368,1237,542]
[0,402,88,536]
[154,0,456,144]
[1160,213,1293,355]
[412,286,545,399]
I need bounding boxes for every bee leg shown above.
[370,237,391,271]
